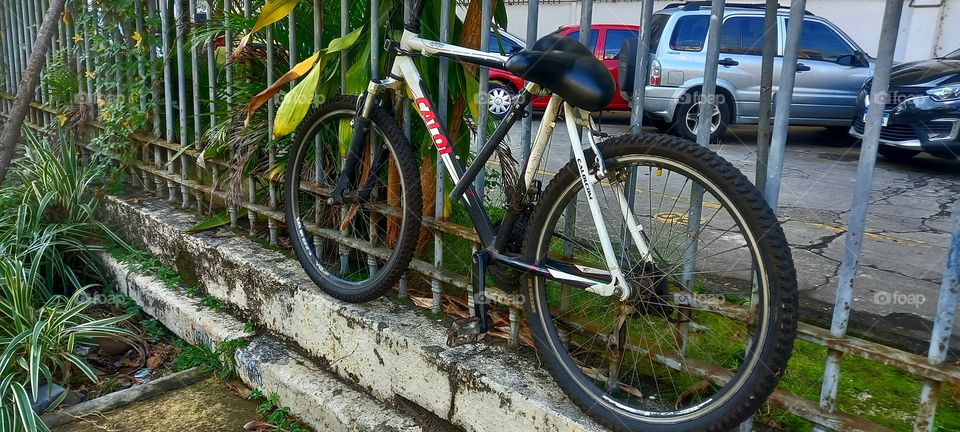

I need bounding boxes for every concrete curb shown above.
[100,253,424,432]
[99,195,607,432]
[41,367,208,428]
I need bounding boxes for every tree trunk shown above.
[0,0,68,184]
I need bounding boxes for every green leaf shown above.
[233,0,303,58]
[327,27,364,54]
[11,383,37,432]
[273,57,327,139]
[28,321,44,399]
[64,352,99,383]
[187,210,249,234]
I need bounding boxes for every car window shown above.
[787,19,855,63]
[720,16,770,55]
[488,33,522,55]
[603,29,640,59]
[565,30,599,52]
[670,15,709,51]
[648,14,669,53]
[945,48,960,60]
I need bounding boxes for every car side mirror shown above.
[618,37,639,99]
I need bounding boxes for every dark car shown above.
[850,48,960,160]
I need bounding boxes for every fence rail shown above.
[1,1,959,431]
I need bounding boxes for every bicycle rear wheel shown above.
[285,96,422,303]
[523,133,797,432]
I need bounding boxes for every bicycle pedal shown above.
[446,317,487,348]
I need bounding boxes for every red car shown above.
[486,24,640,118]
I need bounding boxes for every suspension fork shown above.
[330,78,400,204]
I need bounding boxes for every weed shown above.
[173,338,249,380]
[253,392,310,432]
[199,295,225,312]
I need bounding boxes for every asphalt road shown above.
[492,115,959,351]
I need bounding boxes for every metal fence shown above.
[1,0,959,430]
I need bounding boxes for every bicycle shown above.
[284,2,798,430]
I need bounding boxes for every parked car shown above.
[486,24,639,118]
[620,2,874,142]
[849,47,960,161]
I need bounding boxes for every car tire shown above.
[487,81,516,120]
[672,90,730,143]
[877,145,921,161]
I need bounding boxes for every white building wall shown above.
[501,0,960,62]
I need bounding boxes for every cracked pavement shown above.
[504,117,958,352]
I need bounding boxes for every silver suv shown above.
[632,2,874,142]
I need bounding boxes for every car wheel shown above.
[487,81,516,120]
[877,145,921,161]
[673,90,729,143]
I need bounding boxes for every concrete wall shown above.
[499,0,960,62]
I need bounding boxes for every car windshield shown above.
[944,48,960,60]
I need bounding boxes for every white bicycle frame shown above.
[360,29,655,300]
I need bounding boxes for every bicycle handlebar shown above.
[405,0,427,33]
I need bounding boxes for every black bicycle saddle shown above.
[504,34,615,112]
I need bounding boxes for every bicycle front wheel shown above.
[285,96,422,303]
[523,133,797,432]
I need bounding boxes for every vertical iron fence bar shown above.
[224,0,237,228]
[622,0,655,237]
[434,0,451,315]
[563,0,592,259]
[41,0,53,122]
[12,0,23,99]
[11,0,21,93]
[762,0,806,209]
[914,209,959,431]
[3,3,9,95]
[312,0,323,261]
[276,10,292,245]
[474,0,491,202]
[175,0,191,209]
[558,0,594,325]
[754,0,778,190]
[189,0,204,211]
[815,0,903,428]
[370,0,378,80]
[84,0,97,117]
[2,4,8,95]
[680,0,725,356]
[399,0,411,300]
[206,0,216,130]
[3,3,13,96]
[20,0,30,93]
[161,0,178,202]
[113,22,123,97]
[266,21,276,244]
[134,0,153,193]
[367,0,380,274]
[244,0,256,237]
[340,0,347,91]
[518,0,537,162]
[206,1,218,207]
[150,0,165,197]
[627,0,654,131]
[24,0,36,110]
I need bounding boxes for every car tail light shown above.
[649,60,662,86]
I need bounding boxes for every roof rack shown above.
[663,2,815,16]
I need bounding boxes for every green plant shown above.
[254,392,310,432]
[0,131,123,297]
[173,338,248,380]
[199,295,225,312]
[0,258,136,431]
